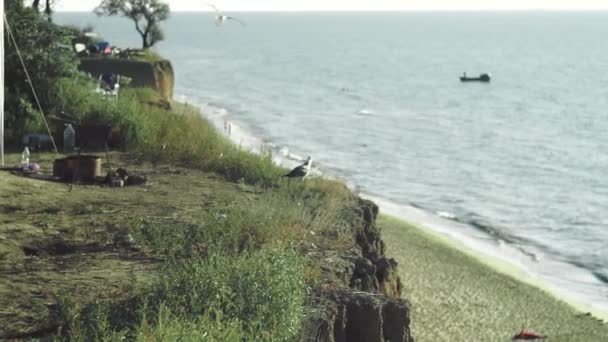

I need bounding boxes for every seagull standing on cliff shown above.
[283,156,313,179]
[208,4,246,26]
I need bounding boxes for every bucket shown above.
[53,155,102,182]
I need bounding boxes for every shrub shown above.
[3,1,80,142]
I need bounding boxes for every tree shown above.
[31,0,56,22]
[94,0,170,49]
[44,0,54,20]
[4,0,80,140]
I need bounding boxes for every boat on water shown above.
[460,73,491,82]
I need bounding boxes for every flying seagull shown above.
[283,156,312,179]
[208,4,246,26]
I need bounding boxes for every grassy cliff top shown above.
[79,49,167,63]
[0,150,357,339]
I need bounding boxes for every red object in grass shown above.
[512,329,547,340]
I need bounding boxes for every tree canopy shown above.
[94,0,170,49]
[4,0,80,140]
[31,0,56,21]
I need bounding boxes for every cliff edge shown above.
[79,57,174,101]
[303,198,414,342]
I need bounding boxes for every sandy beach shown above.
[379,215,608,341]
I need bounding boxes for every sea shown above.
[55,11,608,312]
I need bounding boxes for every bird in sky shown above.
[207,4,246,26]
[283,156,313,179]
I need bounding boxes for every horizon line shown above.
[55,8,608,13]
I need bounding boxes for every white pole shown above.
[1,0,4,166]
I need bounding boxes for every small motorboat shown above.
[460,73,491,82]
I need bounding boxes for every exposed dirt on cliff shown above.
[79,57,174,101]
[301,199,414,342]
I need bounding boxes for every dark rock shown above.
[305,288,413,342]
[22,245,40,256]
[376,257,403,298]
[340,293,383,342]
[126,175,147,186]
[301,197,412,342]
[383,299,412,342]
[354,198,386,263]
[22,239,77,257]
[353,257,376,277]
[104,168,147,187]
[113,233,136,249]
[360,199,379,225]
[350,256,379,292]
[342,199,403,298]
[316,251,358,288]
[115,167,128,180]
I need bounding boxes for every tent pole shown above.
[1,0,5,166]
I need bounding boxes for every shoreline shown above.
[381,213,608,321]
[188,98,608,321]
[366,194,608,321]
[378,214,608,341]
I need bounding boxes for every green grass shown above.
[1,72,361,339]
[378,215,608,342]
[121,49,166,63]
[0,150,357,339]
[48,78,285,186]
[53,246,307,341]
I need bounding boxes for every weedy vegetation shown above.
[1,90,358,340]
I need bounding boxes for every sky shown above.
[55,0,608,12]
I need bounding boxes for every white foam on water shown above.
[435,210,456,219]
[363,194,608,318]
[188,97,318,172]
[356,109,375,116]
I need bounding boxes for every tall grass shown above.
[52,178,358,341]
[49,76,284,186]
[153,246,307,340]
[133,178,357,259]
[54,246,306,341]
[45,74,360,340]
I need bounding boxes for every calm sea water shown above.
[56,12,608,309]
